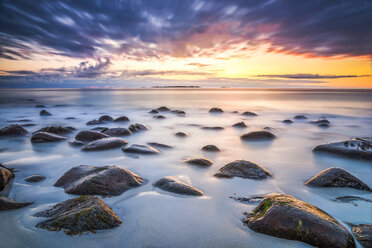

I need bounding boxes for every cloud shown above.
[257,74,372,79]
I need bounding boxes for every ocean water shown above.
[0,88,371,248]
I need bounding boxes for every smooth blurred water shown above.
[0,89,371,248]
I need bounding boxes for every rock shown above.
[202,145,220,152]
[113,116,129,122]
[65,117,76,120]
[230,195,266,204]
[22,123,36,127]
[69,140,85,146]
[154,176,203,196]
[171,110,186,115]
[352,224,372,248]
[244,193,356,248]
[282,119,293,124]
[313,138,372,160]
[147,142,173,149]
[31,132,66,143]
[25,175,46,182]
[0,164,14,191]
[102,128,132,136]
[98,115,114,122]
[232,111,239,114]
[242,111,257,116]
[209,107,223,113]
[185,158,213,167]
[86,119,103,125]
[90,127,107,131]
[0,196,32,211]
[82,137,127,151]
[263,127,274,131]
[129,123,150,132]
[0,124,28,136]
[40,110,52,116]
[318,123,330,128]
[35,126,73,134]
[34,195,121,235]
[35,104,46,108]
[122,144,160,154]
[149,109,159,114]
[55,165,146,196]
[156,106,171,112]
[232,122,247,128]
[305,167,371,191]
[241,131,276,141]
[310,119,330,125]
[333,196,372,206]
[175,131,189,137]
[75,130,108,143]
[153,115,166,119]
[214,160,272,179]
[294,115,307,119]
[201,126,224,130]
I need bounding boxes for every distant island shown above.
[151,86,201,88]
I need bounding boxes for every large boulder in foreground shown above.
[122,144,160,154]
[214,160,272,180]
[244,193,355,248]
[55,165,146,196]
[313,138,372,160]
[0,164,14,191]
[352,224,372,248]
[184,157,213,167]
[31,132,66,143]
[75,130,109,143]
[0,196,32,211]
[102,128,132,136]
[241,131,276,141]
[305,167,371,192]
[153,176,204,196]
[82,137,127,151]
[0,124,28,136]
[34,195,121,235]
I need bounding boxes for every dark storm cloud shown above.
[0,0,371,61]
[257,74,371,79]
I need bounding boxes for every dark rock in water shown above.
[282,119,293,124]
[149,109,159,114]
[175,131,189,137]
[102,128,132,136]
[25,175,46,182]
[34,195,121,235]
[154,176,203,196]
[35,126,73,134]
[40,110,52,116]
[22,123,36,127]
[232,111,239,114]
[82,137,127,151]
[242,111,257,116]
[65,117,76,120]
[114,116,130,122]
[185,157,213,167]
[352,224,372,248]
[147,142,173,149]
[202,145,220,152]
[241,131,276,141]
[0,124,28,136]
[69,140,85,146]
[230,195,265,204]
[263,127,274,131]
[214,160,272,180]
[310,119,330,125]
[6,119,31,123]
[313,138,372,160]
[55,165,146,196]
[305,167,371,191]
[86,119,103,125]
[318,123,330,128]
[35,104,46,108]
[232,122,247,128]
[98,115,114,122]
[122,144,160,154]
[156,106,171,112]
[294,115,308,119]
[0,164,14,192]
[31,132,66,143]
[0,196,32,211]
[75,130,108,143]
[201,126,224,130]
[65,126,76,131]
[91,127,107,131]
[129,123,150,132]
[209,107,223,113]
[171,110,186,115]
[154,115,166,119]
[333,196,372,206]
[244,193,356,248]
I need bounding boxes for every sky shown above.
[0,0,371,88]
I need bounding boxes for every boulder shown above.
[244,193,356,248]
[214,160,272,179]
[232,122,247,128]
[35,104,46,108]
[31,132,66,143]
[65,117,76,120]
[171,110,186,115]
[40,110,52,116]
[294,115,307,119]
[86,119,102,125]
[69,140,85,146]
[310,119,330,125]
[241,131,276,141]
[201,126,224,130]
[98,115,114,122]
[153,115,166,119]
[305,167,371,191]
[156,106,171,112]
[242,111,257,116]
[35,126,73,134]
[55,165,146,196]
[154,176,203,196]
[82,137,127,151]
[149,109,158,114]
[34,195,121,235]
[0,124,28,136]
[202,145,220,152]
[313,138,372,160]
[0,164,14,191]
[209,107,223,113]
[147,142,173,149]
[122,144,160,154]
[175,131,189,137]
[318,123,330,128]
[282,119,293,124]
[352,224,372,248]
[102,128,132,136]
[0,196,32,211]
[75,130,108,143]
[114,116,130,122]
[129,123,150,132]
[184,158,213,167]
[25,175,46,182]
